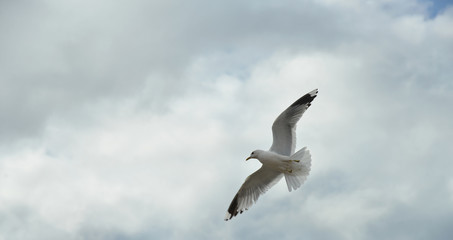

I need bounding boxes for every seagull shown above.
[224,89,318,221]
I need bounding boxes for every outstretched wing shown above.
[269,89,318,156]
[224,166,283,221]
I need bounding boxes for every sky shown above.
[1,0,453,239]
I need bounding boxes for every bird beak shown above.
[246,156,252,161]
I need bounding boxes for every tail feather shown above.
[284,147,311,192]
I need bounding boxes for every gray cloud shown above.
[1,0,453,239]
[0,0,392,142]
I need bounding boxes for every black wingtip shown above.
[225,193,239,221]
[290,89,318,108]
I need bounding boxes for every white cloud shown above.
[1,0,453,239]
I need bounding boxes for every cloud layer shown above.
[1,0,453,239]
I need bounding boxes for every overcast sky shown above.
[1,0,453,239]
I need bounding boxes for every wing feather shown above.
[269,89,318,156]
[224,166,283,221]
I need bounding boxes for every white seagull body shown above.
[225,89,318,221]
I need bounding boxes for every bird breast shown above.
[258,151,290,166]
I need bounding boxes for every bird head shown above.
[246,150,261,161]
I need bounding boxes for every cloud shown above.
[1,0,453,239]
[0,0,403,141]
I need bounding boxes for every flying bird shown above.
[224,89,318,221]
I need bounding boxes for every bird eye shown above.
[251,151,255,155]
